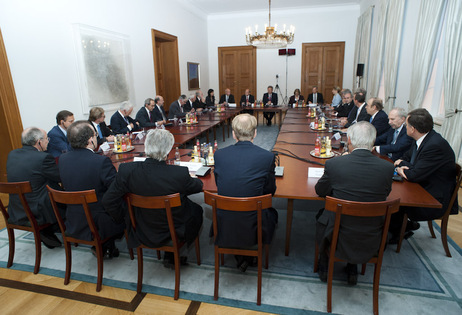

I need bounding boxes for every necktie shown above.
[246,95,249,102]
[369,117,373,123]
[124,116,129,124]
[410,143,418,164]
[314,93,317,104]
[148,111,152,122]
[96,124,103,138]
[269,94,272,101]
[391,129,399,144]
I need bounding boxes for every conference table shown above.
[106,106,442,256]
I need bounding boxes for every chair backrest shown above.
[46,185,99,241]
[447,163,462,215]
[0,181,36,226]
[203,191,272,248]
[325,196,401,262]
[124,193,181,246]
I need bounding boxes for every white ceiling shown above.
[184,0,360,15]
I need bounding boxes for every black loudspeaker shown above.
[279,49,287,55]
[356,63,364,77]
[288,48,296,55]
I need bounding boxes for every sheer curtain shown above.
[382,0,406,113]
[441,0,462,160]
[367,0,387,98]
[353,6,374,90]
[408,0,446,111]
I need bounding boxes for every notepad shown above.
[308,167,324,178]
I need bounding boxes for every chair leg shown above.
[214,247,220,301]
[64,241,72,285]
[6,228,15,268]
[95,243,104,292]
[33,230,42,274]
[173,250,180,300]
[327,258,335,313]
[265,244,269,269]
[427,220,436,238]
[440,217,452,257]
[313,242,319,273]
[137,247,143,293]
[220,253,224,266]
[195,237,201,266]
[257,250,262,305]
[372,263,382,315]
[156,250,161,260]
[361,263,367,275]
[396,214,408,253]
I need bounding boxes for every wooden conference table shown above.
[106,106,441,256]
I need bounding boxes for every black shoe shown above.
[238,260,249,273]
[389,231,414,245]
[345,263,358,285]
[318,262,327,282]
[108,247,120,258]
[267,120,272,126]
[40,231,62,248]
[406,220,420,232]
[163,255,188,269]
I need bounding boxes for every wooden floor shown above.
[0,189,461,314]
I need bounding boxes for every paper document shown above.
[308,167,325,178]
[133,157,146,162]
[179,161,203,172]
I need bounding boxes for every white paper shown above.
[100,142,110,152]
[133,157,146,162]
[308,167,325,178]
[179,161,203,172]
[333,132,341,140]
[310,122,314,128]
[228,103,237,107]
[136,132,145,140]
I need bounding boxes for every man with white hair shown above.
[110,101,140,134]
[168,95,188,119]
[315,121,394,285]
[7,127,63,248]
[103,129,203,268]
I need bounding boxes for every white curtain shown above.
[441,0,462,160]
[367,0,387,98]
[408,0,446,111]
[353,6,374,90]
[382,0,406,113]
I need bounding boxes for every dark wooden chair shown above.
[204,191,272,306]
[46,186,108,292]
[124,192,201,299]
[397,163,462,257]
[0,181,51,274]
[313,196,400,315]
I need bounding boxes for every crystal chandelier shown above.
[245,0,295,49]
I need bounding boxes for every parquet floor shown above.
[0,189,460,314]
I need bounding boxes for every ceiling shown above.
[184,0,360,15]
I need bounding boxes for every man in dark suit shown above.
[219,88,235,104]
[88,107,114,146]
[214,113,278,272]
[59,121,125,258]
[103,128,203,268]
[315,121,394,285]
[152,95,168,126]
[343,89,370,128]
[240,89,255,106]
[110,101,140,134]
[366,97,390,137]
[374,107,413,161]
[391,108,458,241]
[263,85,278,126]
[47,110,74,158]
[193,90,206,111]
[7,127,63,248]
[308,86,324,104]
[135,98,157,128]
[168,95,188,119]
[335,89,355,117]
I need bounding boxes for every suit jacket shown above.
[308,92,324,104]
[371,110,391,137]
[110,111,139,134]
[103,159,203,248]
[205,96,215,107]
[374,125,413,161]
[193,98,206,110]
[184,100,194,112]
[263,92,278,105]
[89,121,113,146]
[219,94,235,104]
[240,94,255,105]
[398,130,458,218]
[47,125,72,157]
[315,149,394,263]
[135,107,156,128]
[59,148,124,241]
[288,95,305,105]
[345,104,371,128]
[168,101,186,119]
[152,105,167,122]
[214,141,277,247]
[335,101,354,118]
[6,145,61,225]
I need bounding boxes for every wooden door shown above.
[152,30,181,111]
[301,42,344,104]
[218,46,256,101]
[0,28,23,181]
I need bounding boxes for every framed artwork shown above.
[187,62,200,90]
[73,24,135,114]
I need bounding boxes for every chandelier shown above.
[245,0,295,49]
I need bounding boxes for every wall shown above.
[0,0,209,131]
[207,4,360,102]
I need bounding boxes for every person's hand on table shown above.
[394,159,403,167]
[396,166,409,180]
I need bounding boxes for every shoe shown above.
[108,247,120,258]
[317,261,327,282]
[238,260,249,273]
[389,231,414,245]
[163,256,188,269]
[345,263,358,285]
[40,231,62,248]
[267,120,272,126]
[406,220,420,232]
